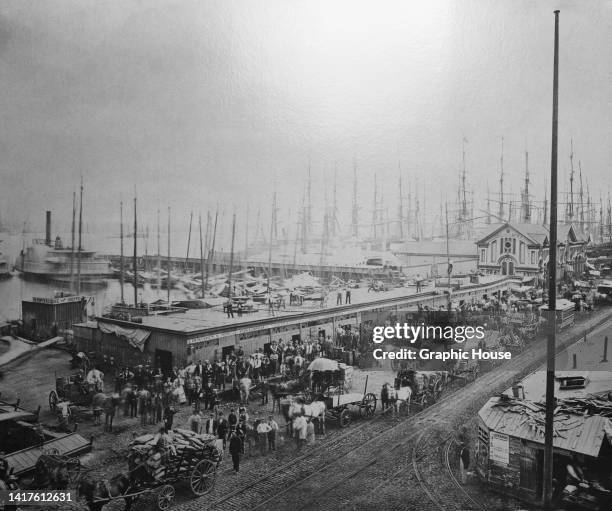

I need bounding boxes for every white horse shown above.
[287,400,326,434]
[389,386,412,416]
[239,377,252,405]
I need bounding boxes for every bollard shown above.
[603,336,608,363]
[572,353,577,369]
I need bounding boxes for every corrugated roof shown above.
[479,397,610,458]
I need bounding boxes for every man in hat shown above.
[228,432,242,474]
[267,415,279,452]
[256,418,272,456]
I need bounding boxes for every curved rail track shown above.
[168,312,612,511]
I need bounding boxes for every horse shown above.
[239,377,251,405]
[286,400,326,434]
[388,387,412,416]
[77,472,134,511]
[28,454,76,490]
[92,392,122,431]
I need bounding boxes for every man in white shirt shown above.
[256,420,272,455]
[267,415,279,451]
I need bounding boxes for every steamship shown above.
[14,212,113,286]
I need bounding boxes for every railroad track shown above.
[411,430,486,511]
[169,312,612,511]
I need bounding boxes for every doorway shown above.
[155,349,173,377]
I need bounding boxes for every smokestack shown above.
[45,211,52,245]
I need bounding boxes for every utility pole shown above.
[543,11,560,510]
[157,208,161,295]
[579,161,585,232]
[398,163,404,239]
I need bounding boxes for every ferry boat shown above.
[14,212,112,286]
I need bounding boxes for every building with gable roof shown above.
[475,223,589,280]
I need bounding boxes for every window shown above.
[519,242,525,264]
[512,238,516,254]
[530,251,536,265]
[491,241,497,262]
[480,249,486,263]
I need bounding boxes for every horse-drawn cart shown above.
[78,429,222,511]
[323,390,377,427]
[394,369,449,407]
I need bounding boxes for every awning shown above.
[98,322,151,352]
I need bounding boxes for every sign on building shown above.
[489,432,510,465]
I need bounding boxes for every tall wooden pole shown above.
[120,201,125,303]
[445,202,451,312]
[543,10,560,510]
[133,195,138,307]
[76,177,83,295]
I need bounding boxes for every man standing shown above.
[229,432,242,475]
[188,408,201,434]
[257,420,272,455]
[345,288,351,304]
[336,290,343,305]
[217,412,229,449]
[163,405,176,433]
[267,415,279,452]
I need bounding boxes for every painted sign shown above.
[489,432,510,465]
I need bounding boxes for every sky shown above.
[1,0,611,252]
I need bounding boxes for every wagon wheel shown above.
[339,408,352,428]
[157,484,175,510]
[49,390,59,412]
[361,393,377,417]
[190,459,216,496]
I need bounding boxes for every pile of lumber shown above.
[128,429,221,481]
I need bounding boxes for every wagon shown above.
[48,373,96,414]
[120,431,221,510]
[394,369,448,406]
[323,390,377,427]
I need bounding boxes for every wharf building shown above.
[475,222,588,280]
[72,277,518,373]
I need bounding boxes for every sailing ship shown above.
[14,211,112,286]
[0,240,10,278]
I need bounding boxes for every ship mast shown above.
[579,161,584,231]
[227,212,236,303]
[398,162,404,239]
[568,139,574,223]
[498,136,505,221]
[522,151,531,223]
[133,194,138,307]
[157,208,161,295]
[199,213,204,299]
[120,201,125,303]
[167,207,171,306]
[70,191,76,293]
[185,211,193,272]
[204,206,218,298]
[351,158,359,238]
[76,176,83,295]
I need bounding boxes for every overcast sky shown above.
[1,0,611,250]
